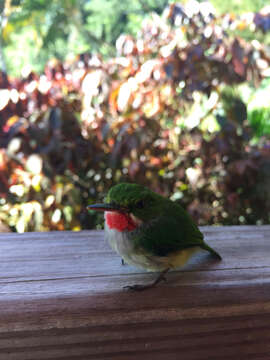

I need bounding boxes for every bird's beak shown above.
[87,203,127,213]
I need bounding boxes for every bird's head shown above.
[87,183,166,232]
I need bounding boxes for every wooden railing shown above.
[0,225,270,359]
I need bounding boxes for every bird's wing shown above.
[134,216,204,257]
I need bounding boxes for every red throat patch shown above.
[105,211,137,232]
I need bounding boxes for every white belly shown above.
[104,222,173,271]
[105,222,134,259]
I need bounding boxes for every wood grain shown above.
[0,226,270,359]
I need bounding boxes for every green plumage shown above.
[89,182,222,290]
[106,183,221,260]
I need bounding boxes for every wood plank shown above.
[0,226,269,359]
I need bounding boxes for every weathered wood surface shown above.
[0,225,270,359]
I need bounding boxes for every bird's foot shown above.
[123,283,156,291]
[121,258,126,266]
[123,268,170,292]
[158,273,167,283]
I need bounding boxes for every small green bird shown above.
[88,183,221,291]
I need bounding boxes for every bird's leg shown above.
[123,268,170,291]
[121,258,126,265]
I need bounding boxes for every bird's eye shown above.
[136,200,145,209]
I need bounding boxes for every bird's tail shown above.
[201,243,222,260]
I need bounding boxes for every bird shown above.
[88,182,221,291]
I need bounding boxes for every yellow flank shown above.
[135,246,202,272]
[166,246,201,269]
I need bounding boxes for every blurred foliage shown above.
[1,0,269,75]
[244,78,270,139]
[0,1,270,232]
[0,0,168,75]
[248,107,270,138]
[208,0,267,15]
